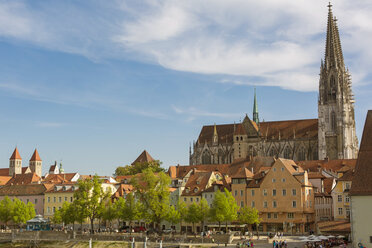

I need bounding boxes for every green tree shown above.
[209,190,227,231]
[0,196,14,227]
[196,198,210,234]
[73,175,109,233]
[116,193,141,233]
[52,209,62,224]
[223,188,239,232]
[131,168,170,232]
[12,199,35,226]
[239,207,261,238]
[114,160,165,176]
[102,200,117,230]
[177,201,187,234]
[166,205,180,230]
[185,203,199,234]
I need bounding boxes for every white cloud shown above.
[172,105,241,120]
[0,0,371,92]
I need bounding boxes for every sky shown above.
[0,0,372,176]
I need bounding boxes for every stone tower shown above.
[29,149,42,177]
[9,147,22,176]
[318,3,358,160]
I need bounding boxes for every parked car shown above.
[134,226,146,232]
[163,228,173,233]
[119,226,130,233]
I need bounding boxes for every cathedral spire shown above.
[213,123,218,144]
[324,2,344,70]
[253,88,259,124]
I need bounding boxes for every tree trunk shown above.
[90,218,94,234]
[225,221,228,233]
[218,221,221,231]
[256,224,259,239]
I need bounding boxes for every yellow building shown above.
[242,158,315,233]
[44,183,77,219]
[331,170,353,220]
[350,110,372,248]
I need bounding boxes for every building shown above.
[331,169,353,221]
[44,183,78,219]
[350,110,372,248]
[189,4,358,165]
[0,184,53,216]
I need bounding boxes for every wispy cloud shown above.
[0,0,371,91]
[172,105,241,120]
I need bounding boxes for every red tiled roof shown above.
[44,173,77,183]
[10,148,22,160]
[29,149,42,161]
[6,173,40,186]
[132,150,155,165]
[308,171,326,179]
[350,111,372,196]
[338,170,354,181]
[0,176,11,186]
[297,159,356,173]
[182,171,213,196]
[234,124,247,135]
[0,183,49,196]
[112,183,133,199]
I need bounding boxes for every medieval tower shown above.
[9,147,22,176]
[318,4,358,160]
[29,149,42,178]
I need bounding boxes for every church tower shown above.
[9,147,22,176]
[253,89,259,124]
[318,3,358,160]
[29,149,42,177]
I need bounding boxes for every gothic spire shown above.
[253,88,259,124]
[324,2,344,70]
[213,123,218,144]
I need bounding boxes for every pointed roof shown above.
[324,3,344,69]
[30,149,42,161]
[350,110,372,196]
[253,88,259,124]
[132,150,155,165]
[10,147,22,160]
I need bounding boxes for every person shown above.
[273,240,276,248]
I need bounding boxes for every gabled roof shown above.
[350,110,372,196]
[0,176,11,186]
[6,173,40,186]
[182,171,213,196]
[112,183,134,199]
[323,177,335,194]
[29,149,42,161]
[338,169,354,181]
[10,148,22,160]
[0,184,50,196]
[44,173,78,183]
[132,150,155,165]
[297,159,356,173]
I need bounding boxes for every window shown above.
[345,195,350,203]
[309,189,312,196]
[53,207,56,213]
[47,207,50,213]
[54,197,56,203]
[273,201,277,208]
[251,190,255,196]
[263,201,268,208]
[267,213,271,219]
[345,183,350,189]
[331,111,336,131]
[35,199,37,204]
[298,147,306,161]
[288,213,294,219]
[338,208,343,215]
[240,190,243,196]
[263,189,267,196]
[272,178,276,183]
[184,198,187,202]
[273,168,276,172]
[281,167,284,172]
[70,197,73,202]
[282,189,287,196]
[292,201,297,208]
[338,195,342,202]
[272,189,277,196]
[284,146,291,159]
[282,178,286,183]
[190,198,193,202]
[240,201,244,207]
[196,198,199,202]
[292,189,296,196]
[48,197,50,203]
[65,197,67,201]
[269,147,276,157]
[59,197,62,202]
[235,190,237,196]
[251,201,255,207]
[273,213,278,219]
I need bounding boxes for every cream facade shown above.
[351,196,372,248]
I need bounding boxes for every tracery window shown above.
[283,146,291,159]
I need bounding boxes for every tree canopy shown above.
[114,160,165,176]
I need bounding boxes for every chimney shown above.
[251,168,254,174]
[324,157,329,162]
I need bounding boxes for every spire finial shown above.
[327,2,332,10]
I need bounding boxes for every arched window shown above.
[329,75,337,100]
[202,150,211,164]
[283,146,291,159]
[331,111,336,131]
[298,147,306,161]
[269,147,276,157]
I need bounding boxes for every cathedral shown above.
[189,4,358,165]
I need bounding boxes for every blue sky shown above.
[0,0,371,176]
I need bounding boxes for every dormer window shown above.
[186,188,189,193]
[196,181,200,185]
[62,186,66,191]
[194,188,198,193]
[71,186,75,191]
[54,186,57,191]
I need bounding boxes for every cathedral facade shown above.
[190,4,358,165]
